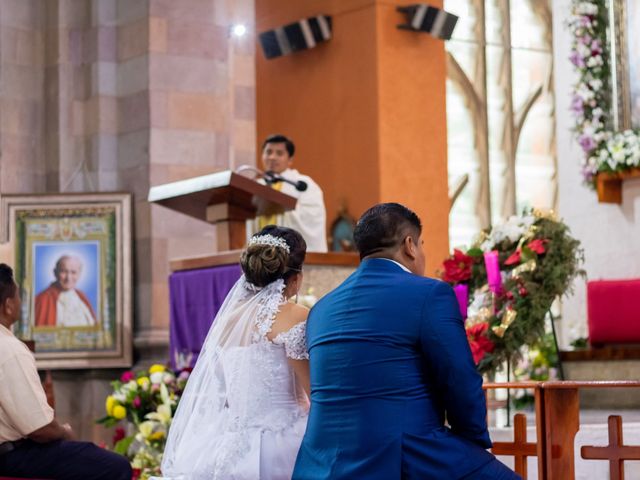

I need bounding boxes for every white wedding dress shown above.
[160,277,309,480]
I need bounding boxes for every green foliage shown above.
[114,436,134,456]
[570,337,589,349]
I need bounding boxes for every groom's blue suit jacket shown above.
[293,258,495,479]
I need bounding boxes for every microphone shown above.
[264,171,308,192]
[234,165,308,192]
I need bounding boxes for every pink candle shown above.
[453,283,468,320]
[484,250,503,294]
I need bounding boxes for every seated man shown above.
[0,263,131,480]
[248,134,328,252]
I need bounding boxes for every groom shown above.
[293,203,519,479]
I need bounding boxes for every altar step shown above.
[561,346,640,408]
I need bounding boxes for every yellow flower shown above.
[149,364,166,374]
[137,376,150,388]
[105,395,117,416]
[112,405,127,420]
[148,430,166,441]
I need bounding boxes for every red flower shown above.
[120,371,134,382]
[505,249,521,265]
[112,427,125,446]
[527,239,548,254]
[466,322,495,364]
[442,249,474,283]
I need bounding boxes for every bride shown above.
[160,226,310,479]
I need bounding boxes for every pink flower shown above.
[579,134,596,152]
[133,396,141,408]
[120,371,134,382]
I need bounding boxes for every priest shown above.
[248,134,328,252]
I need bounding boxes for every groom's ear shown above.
[403,235,417,260]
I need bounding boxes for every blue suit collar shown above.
[359,257,411,273]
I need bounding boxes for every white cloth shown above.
[56,290,95,327]
[379,258,411,273]
[161,276,309,480]
[248,168,328,253]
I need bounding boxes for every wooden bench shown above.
[484,380,640,479]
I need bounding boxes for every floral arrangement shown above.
[569,0,640,185]
[98,364,190,480]
[512,332,560,409]
[439,210,584,375]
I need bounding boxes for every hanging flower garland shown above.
[569,0,640,185]
[439,210,584,376]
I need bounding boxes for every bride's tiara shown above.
[248,234,290,253]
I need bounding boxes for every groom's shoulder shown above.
[405,273,449,291]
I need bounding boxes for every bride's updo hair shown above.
[241,225,306,288]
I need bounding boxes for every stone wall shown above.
[0,0,256,442]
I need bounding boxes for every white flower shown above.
[576,3,598,15]
[150,372,164,384]
[586,55,603,68]
[589,79,603,91]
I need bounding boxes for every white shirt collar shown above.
[379,258,411,273]
[0,323,13,337]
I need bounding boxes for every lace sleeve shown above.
[273,321,309,360]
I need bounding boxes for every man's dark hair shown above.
[262,134,295,158]
[0,263,17,307]
[353,203,422,259]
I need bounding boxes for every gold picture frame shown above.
[0,193,132,369]
[609,0,640,130]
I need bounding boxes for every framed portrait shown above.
[609,0,640,130]
[0,193,132,368]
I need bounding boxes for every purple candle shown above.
[453,283,468,320]
[484,250,503,294]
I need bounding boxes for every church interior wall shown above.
[553,0,640,347]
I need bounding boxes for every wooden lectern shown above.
[148,170,297,250]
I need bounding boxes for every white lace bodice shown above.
[222,291,309,429]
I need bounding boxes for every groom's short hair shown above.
[353,203,422,259]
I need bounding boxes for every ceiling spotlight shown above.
[231,24,248,37]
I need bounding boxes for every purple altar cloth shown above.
[168,264,242,369]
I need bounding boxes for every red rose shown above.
[466,322,495,364]
[505,249,521,265]
[527,239,548,254]
[112,427,125,446]
[442,249,474,283]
